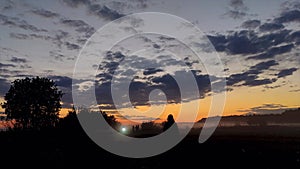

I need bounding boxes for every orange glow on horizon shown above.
[109,75,300,124]
[2,72,300,125]
[0,97,5,113]
[59,108,72,118]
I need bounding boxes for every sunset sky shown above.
[0,0,299,123]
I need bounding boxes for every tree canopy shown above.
[1,77,63,130]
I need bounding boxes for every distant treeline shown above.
[198,108,300,126]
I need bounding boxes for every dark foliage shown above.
[1,77,63,130]
[59,107,121,132]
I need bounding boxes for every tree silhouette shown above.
[59,106,80,131]
[74,107,121,131]
[141,121,157,131]
[101,111,120,129]
[1,77,63,130]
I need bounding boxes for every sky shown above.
[0,0,299,123]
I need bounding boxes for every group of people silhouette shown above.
[130,114,178,134]
[132,125,140,132]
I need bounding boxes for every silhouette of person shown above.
[163,114,179,134]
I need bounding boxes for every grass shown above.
[0,125,299,168]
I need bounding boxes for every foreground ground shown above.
[0,126,299,168]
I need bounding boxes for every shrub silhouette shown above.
[60,107,121,132]
[1,77,63,130]
[141,121,157,131]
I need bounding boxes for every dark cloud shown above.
[119,55,160,70]
[226,72,277,87]
[130,74,181,106]
[259,22,284,32]
[1,0,14,11]
[95,81,113,106]
[249,60,279,71]
[63,0,148,12]
[152,43,160,49]
[247,44,294,60]
[103,61,119,73]
[207,34,227,52]
[0,14,47,32]
[10,32,53,42]
[96,52,125,77]
[241,19,261,29]
[9,33,29,40]
[224,0,249,19]
[13,74,34,78]
[287,31,300,45]
[42,30,83,52]
[95,51,127,87]
[243,78,276,87]
[129,81,160,106]
[208,5,300,56]
[31,9,59,18]
[226,31,257,55]
[158,57,184,67]
[96,73,113,82]
[238,103,289,115]
[226,72,253,86]
[65,42,80,50]
[49,75,72,88]
[258,29,291,46]
[0,68,22,78]
[193,74,212,97]
[267,43,294,55]
[89,4,124,20]
[105,51,126,60]
[208,29,294,57]
[280,1,300,11]
[49,50,65,61]
[52,30,69,49]
[61,0,89,8]
[10,57,27,63]
[128,71,213,106]
[227,60,279,87]
[19,64,32,69]
[0,78,10,97]
[29,34,53,43]
[48,75,76,108]
[264,85,282,89]
[158,36,176,41]
[60,19,95,38]
[143,68,163,75]
[61,19,88,28]
[274,10,300,23]
[18,22,47,32]
[277,68,298,78]
[0,63,15,68]
[230,0,246,9]
[289,89,300,92]
[183,57,199,67]
[209,30,254,55]
[76,38,87,45]
[93,51,212,107]
[61,0,124,21]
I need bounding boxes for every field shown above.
[0,125,299,168]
